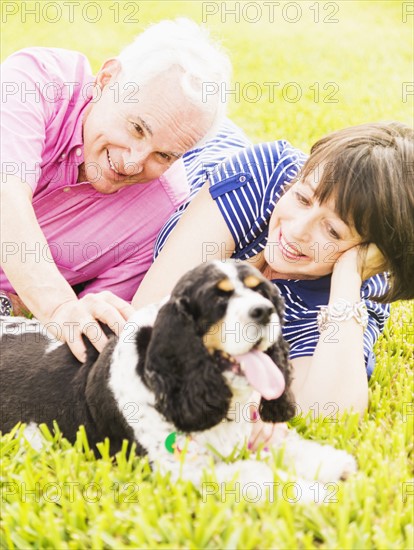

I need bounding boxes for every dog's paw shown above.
[275,469,329,505]
[282,430,357,483]
[213,461,333,504]
[213,460,274,501]
[21,422,44,452]
[334,450,357,481]
[215,459,274,485]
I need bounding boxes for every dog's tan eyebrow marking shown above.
[217,278,235,292]
[243,275,262,289]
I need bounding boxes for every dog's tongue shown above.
[235,350,285,400]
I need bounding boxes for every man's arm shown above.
[0,174,134,361]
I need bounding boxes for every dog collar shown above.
[165,431,180,453]
[165,431,198,461]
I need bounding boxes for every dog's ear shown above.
[144,298,232,432]
[258,334,297,422]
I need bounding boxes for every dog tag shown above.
[165,432,177,453]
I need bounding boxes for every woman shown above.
[132,122,414,447]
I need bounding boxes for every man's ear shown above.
[95,59,122,89]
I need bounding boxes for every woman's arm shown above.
[291,244,387,416]
[249,270,367,450]
[249,246,387,450]
[291,265,368,416]
[132,182,236,308]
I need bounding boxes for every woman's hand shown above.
[248,405,289,451]
[45,291,135,363]
[334,243,387,281]
[248,418,289,451]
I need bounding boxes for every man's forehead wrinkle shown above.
[168,151,183,159]
[131,115,183,159]
[135,115,153,136]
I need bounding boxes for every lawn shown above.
[1,1,413,548]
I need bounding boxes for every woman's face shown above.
[264,176,362,279]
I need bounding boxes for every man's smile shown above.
[106,149,123,175]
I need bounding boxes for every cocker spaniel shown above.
[0,260,355,502]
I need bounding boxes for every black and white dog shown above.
[0,261,355,497]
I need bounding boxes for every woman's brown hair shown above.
[301,122,414,302]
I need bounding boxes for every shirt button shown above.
[75,148,82,157]
[63,187,71,192]
[60,153,66,159]
[239,175,246,183]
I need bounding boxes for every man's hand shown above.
[44,291,135,363]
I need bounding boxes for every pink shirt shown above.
[0,48,189,300]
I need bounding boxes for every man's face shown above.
[264,176,362,279]
[81,60,212,194]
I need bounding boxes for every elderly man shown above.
[0,19,250,360]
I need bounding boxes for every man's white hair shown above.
[116,18,231,145]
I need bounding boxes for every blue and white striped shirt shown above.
[156,133,390,377]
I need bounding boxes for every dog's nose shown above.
[248,305,274,324]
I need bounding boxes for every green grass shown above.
[1,1,413,548]
[1,302,413,549]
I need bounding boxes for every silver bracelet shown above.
[0,292,13,317]
[317,299,368,331]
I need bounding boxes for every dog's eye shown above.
[248,281,271,299]
[215,286,234,297]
